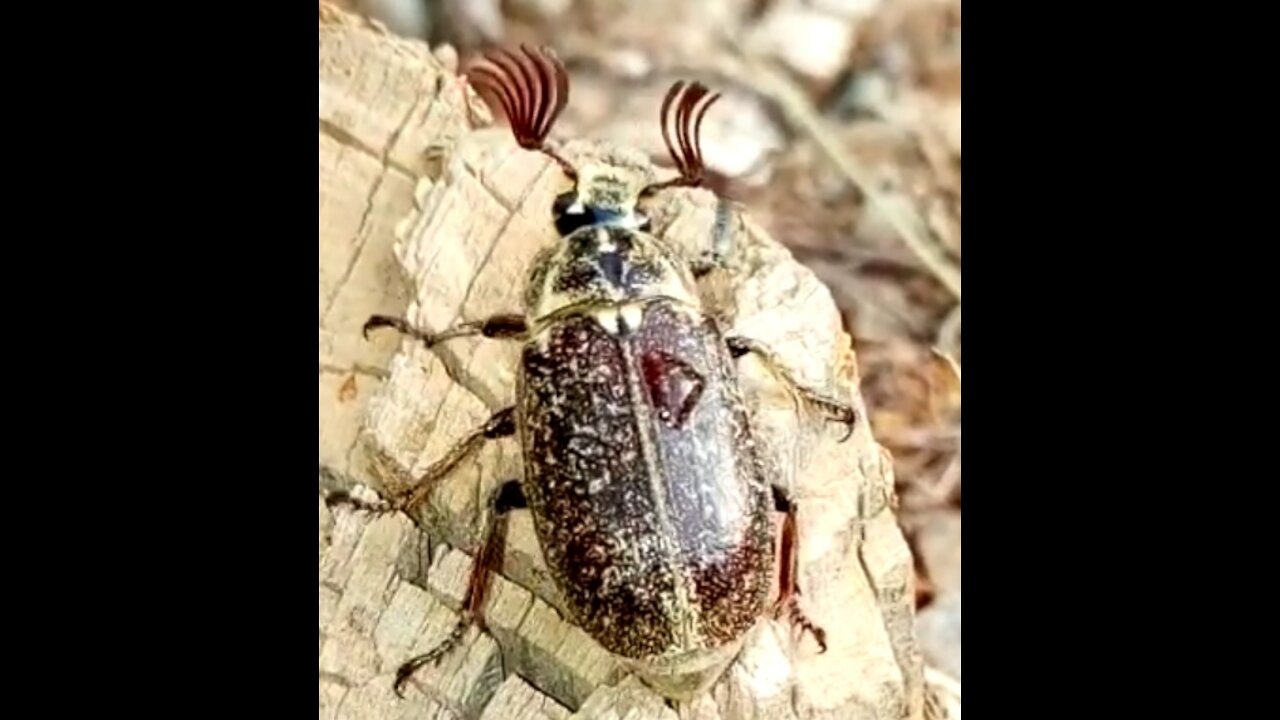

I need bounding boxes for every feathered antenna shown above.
[467,44,577,180]
[640,80,721,197]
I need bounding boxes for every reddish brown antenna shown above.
[640,80,721,197]
[467,44,577,180]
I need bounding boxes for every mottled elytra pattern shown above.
[634,303,774,648]
[518,312,679,658]
[516,300,773,660]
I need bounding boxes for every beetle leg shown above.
[726,336,857,441]
[326,407,516,516]
[362,313,528,347]
[690,196,740,279]
[771,484,827,653]
[392,479,526,697]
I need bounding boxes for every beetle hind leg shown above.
[771,485,828,653]
[727,336,857,441]
[391,479,526,697]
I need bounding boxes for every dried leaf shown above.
[339,373,358,403]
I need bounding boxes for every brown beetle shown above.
[330,44,856,703]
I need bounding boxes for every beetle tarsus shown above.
[362,314,402,340]
[810,397,857,442]
[782,596,827,653]
[362,313,528,346]
[392,617,467,697]
[726,336,858,440]
[324,489,394,514]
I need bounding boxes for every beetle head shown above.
[551,161,651,237]
[468,46,721,240]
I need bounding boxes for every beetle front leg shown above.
[325,407,515,515]
[690,196,740,279]
[771,484,827,653]
[726,336,857,441]
[363,313,528,348]
[391,479,526,697]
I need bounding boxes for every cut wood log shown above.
[318,3,945,718]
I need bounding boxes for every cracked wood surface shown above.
[318,3,942,718]
[319,2,484,489]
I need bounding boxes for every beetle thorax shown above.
[524,224,699,328]
[551,159,651,236]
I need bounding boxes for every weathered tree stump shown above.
[318,4,942,718]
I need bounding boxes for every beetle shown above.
[327,44,858,703]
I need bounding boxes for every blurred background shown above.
[332,0,960,685]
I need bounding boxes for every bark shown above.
[318,3,943,718]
